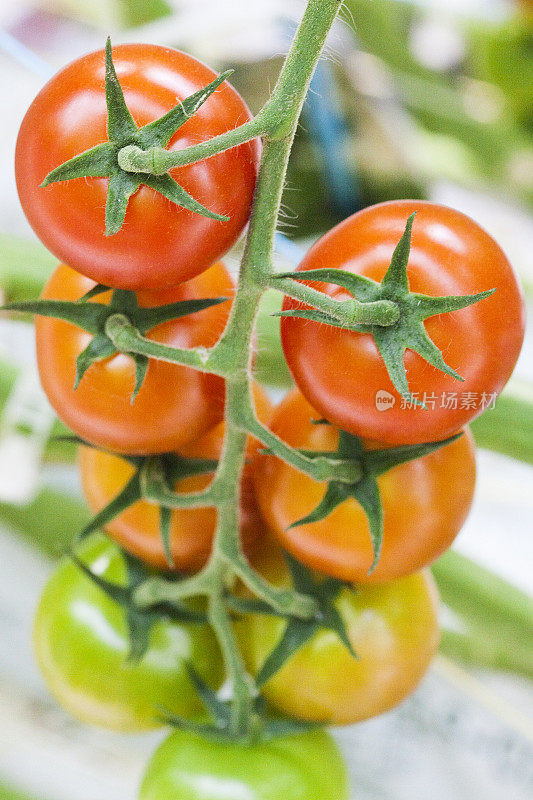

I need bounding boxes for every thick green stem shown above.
[130,0,345,736]
[270,276,400,326]
[105,314,215,372]
[118,117,266,173]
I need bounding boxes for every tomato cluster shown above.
[15,38,525,800]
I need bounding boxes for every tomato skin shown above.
[140,728,349,800]
[237,541,440,725]
[253,390,476,584]
[35,262,233,454]
[16,44,259,290]
[281,200,526,445]
[79,386,272,571]
[33,535,224,732]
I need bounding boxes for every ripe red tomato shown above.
[79,386,272,571]
[281,201,525,445]
[236,539,440,724]
[16,44,259,290]
[253,390,476,584]
[36,262,233,454]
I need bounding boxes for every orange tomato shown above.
[79,386,272,571]
[253,390,476,583]
[36,262,233,455]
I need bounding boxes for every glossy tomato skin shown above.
[237,541,439,725]
[33,535,224,732]
[36,262,232,454]
[281,201,526,445]
[79,386,272,571]
[16,44,259,290]
[253,390,476,584]
[140,728,350,800]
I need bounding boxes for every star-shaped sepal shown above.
[277,213,496,408]
[41,39,233,236]
[287,425,463,571]
[229,553,357,690]
[77,447,219,568]
[2,288,227,399]
[71,544,207,662]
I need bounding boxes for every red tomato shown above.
[16,44,259,290]
[36,262,233,454]
[253,390,476,583]
[79,386,272,570]
[281,201,525,445]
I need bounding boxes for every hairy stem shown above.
[123,0,344,736]
[270,276,400,326]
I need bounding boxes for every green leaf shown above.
[135,297,229,332]
[74,333,117,388]
[410,288,496,318]
[380,212,415,297]
[79,471,142,539]
[185,663,232,727]
[104,38,138,141]
[256,617,318,688]
[372,326,422,406]
[349,476,383,572]
[0,299,108,334]
[71,553,130,606]
[405,323,464,382]
[165,455,219,483]
[105,171,141,235]
[77,284,111,303]
[132,355,149,402]
[41,143,116,187]
[125,609,156,662]
[262,717,320,740]
[363,432,463,475]
[337,429,364,459]
[111,288,139,313]
[288,482,349,529]
[138,71,234,149]
[142,174,229,221]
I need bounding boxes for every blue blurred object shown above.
[274,232,305,264]
[304,56,362,216]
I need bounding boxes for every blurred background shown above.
[0,1,531,799]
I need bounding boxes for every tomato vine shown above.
[6,0,525,757]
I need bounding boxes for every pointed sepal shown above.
[255,554,356,688]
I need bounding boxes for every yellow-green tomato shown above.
[33,535,224,731]
[237,543,440,725]
[140,728,350,800]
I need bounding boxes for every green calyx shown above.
[70,544,207,662]
[78,449,218,567]
[41,39,233,235]
[251,554,356,689]
[161,664,318,744]
[2,289,227,399]
[287,425,463,572]
[277,213,496,407]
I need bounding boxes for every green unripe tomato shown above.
[33,534,224,731]
[139,728,350,800]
